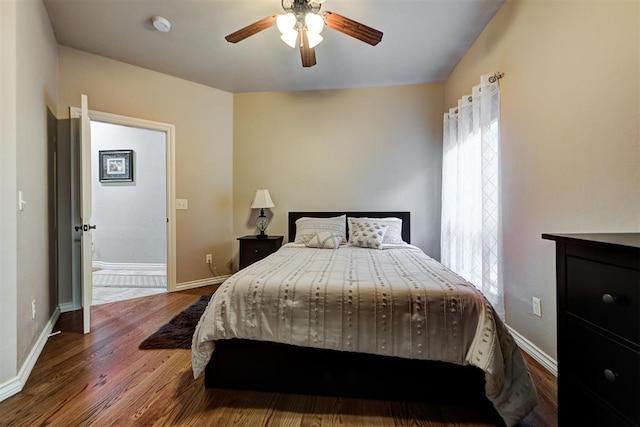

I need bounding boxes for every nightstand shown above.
[237,235,284,269]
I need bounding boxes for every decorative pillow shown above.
[305,231,342,249]
[348,217,406,244]
[348,221,388,249]
[294,215,346,244]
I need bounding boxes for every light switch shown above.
[18,191,26,211]
[176,199,188,210]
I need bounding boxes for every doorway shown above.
[90,121,167,305]
[67,108,176,310]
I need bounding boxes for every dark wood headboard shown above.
[288,211,411,244]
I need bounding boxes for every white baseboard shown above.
[0,377,21,403]
[0,307,60,402]
[92,261,167,272]
[507,324,557,377]
[175,275,230,291]
[58,301,77,313]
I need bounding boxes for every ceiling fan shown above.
[225,0,383,68]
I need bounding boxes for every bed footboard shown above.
[204,339,493,407]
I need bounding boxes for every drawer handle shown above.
[603,369,618,383]
[602,294,617,304]
[254,249,259,254]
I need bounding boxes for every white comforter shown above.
[192,244,538,426]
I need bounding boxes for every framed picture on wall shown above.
[99,149,134,182]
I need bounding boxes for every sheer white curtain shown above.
[441,74,503,318]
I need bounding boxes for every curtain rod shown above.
[488,72,505,83]
[451,72,505,112]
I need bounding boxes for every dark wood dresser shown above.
[542,233,640,426]
[237,235,283,270]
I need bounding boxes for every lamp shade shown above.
[280,30,298,48]
[305,13,324,34]
[251,189,275,209]
[306,31,323,48]
[276,13,296,34]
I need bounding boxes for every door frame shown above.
[69,107,177,305]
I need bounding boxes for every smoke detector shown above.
[151,16,172,33]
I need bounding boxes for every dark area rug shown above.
[139,293,212,350]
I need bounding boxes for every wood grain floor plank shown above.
[0,285,557,426]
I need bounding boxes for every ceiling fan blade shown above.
[299,30,317,67]
[322,11,383,46]
[225,15,277,43]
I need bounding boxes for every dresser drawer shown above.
[561,379,634,426]
[241,244,271,265]
[565,319,640,423]
[238,236,284,269]
[566,255,639,344]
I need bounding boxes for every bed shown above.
[192,211,538,426]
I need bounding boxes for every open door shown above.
[67,104,177,325]
[79,94,94,333]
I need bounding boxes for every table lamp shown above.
[251,189,275,238]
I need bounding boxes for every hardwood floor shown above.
[0,286,557,426]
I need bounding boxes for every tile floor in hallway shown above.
[92,285,166,306]
[91,269,166,305]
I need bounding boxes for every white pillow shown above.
[348,221,388,249]
[348,217,406,244]
[294,215,346,244]
[305,231,342,249]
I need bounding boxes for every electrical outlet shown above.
[31,299,36,320]
[206,254,213,264]
[532,297,542,317]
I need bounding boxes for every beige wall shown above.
[0,0,19,385]
[233,83,444,265]
[57,47,234,288]
[15,0,59,370]
[0,0,61,385]
[445,0,640,358]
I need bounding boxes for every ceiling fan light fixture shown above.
[280,30,298,48]
[306,31,323,48]
[224,1,383,68]
[276,13,296,34]
[305,13,324,34]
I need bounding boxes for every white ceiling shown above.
[43,0,505,93]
